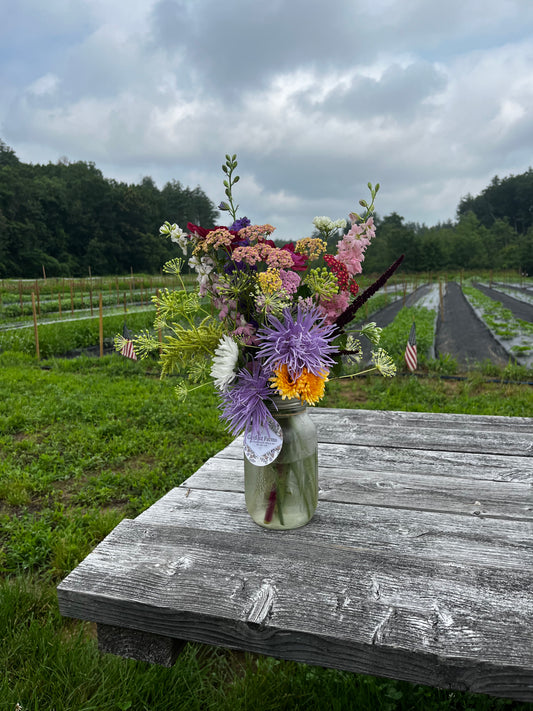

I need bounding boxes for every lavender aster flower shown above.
[219,361,275,437]
[257,305,338,378]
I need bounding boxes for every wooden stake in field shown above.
[123,293,127,313]
[89,279,93,317]
[18,281,23,315]
[35,280,41,316]
[439,279,444,321]
[58,292,62,318]
[70,281,74,315]
[99,293,104,358]
[31,292,40,361]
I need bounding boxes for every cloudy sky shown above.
[1,0,533,240]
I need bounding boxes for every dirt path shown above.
[435,282,512,367]
[472,283,533,322]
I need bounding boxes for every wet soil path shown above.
[435,282,512,367]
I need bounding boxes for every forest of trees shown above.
[361,168,533,275]
[0,140,218,278]
[1,139,532,278]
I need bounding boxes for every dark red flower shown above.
[187,222,210,238]
[349,280,359,296]
[282,242,308,271]
[187,222,239,239]
[324,254,349,290]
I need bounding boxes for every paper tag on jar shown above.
[243,419,283,466]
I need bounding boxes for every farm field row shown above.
[369,279,533,372]
[0,275,532,376]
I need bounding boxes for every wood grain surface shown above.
[57,408,533,702]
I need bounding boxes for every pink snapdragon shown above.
[336,217,376,276]
[318,292,350,324]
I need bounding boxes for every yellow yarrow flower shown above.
[295,237,327,261]
[257,268,283,295]
[271,364,329,405]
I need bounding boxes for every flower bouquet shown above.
[117,154,403,529]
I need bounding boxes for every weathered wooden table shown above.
[58,408,533,702]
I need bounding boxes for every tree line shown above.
[1,139,532,278]
[0,140,218,278]
[362,169,533,275]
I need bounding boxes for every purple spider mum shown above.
[257,306,338,378]
[219,361,276,437]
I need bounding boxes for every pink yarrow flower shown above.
[279,269,301,294]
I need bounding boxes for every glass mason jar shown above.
[244,396,318,530]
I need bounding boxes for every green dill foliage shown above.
[158,318,224,376]
[153,287,201,326]
[120,259,224,384]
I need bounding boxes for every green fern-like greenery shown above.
[152,288,202,327]
[159,318,224,377]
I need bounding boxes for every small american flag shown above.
[121,324,137,360]
[404,321,417,372]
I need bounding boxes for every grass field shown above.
[1,349,531,710]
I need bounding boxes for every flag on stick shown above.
[121,323,137,360]
[404,321,417,372]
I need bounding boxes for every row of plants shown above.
[0,274,191,325]
[0,289,405,361]
[0,310,156,359]
[462,283,533,358]
[0,273,168,296]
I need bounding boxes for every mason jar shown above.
[244,396,318,530]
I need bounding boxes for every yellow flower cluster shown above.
[271,365,329,405]
[257,268,283,295]
[294,237,327,261]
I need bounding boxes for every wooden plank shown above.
[181,458,533,520]
[313,407,533,433]
[134,489,532,571]
[216,422,532,458]
[57,520,533,701]
[200,441,533,483]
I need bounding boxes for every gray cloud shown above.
[1,0,533,239]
